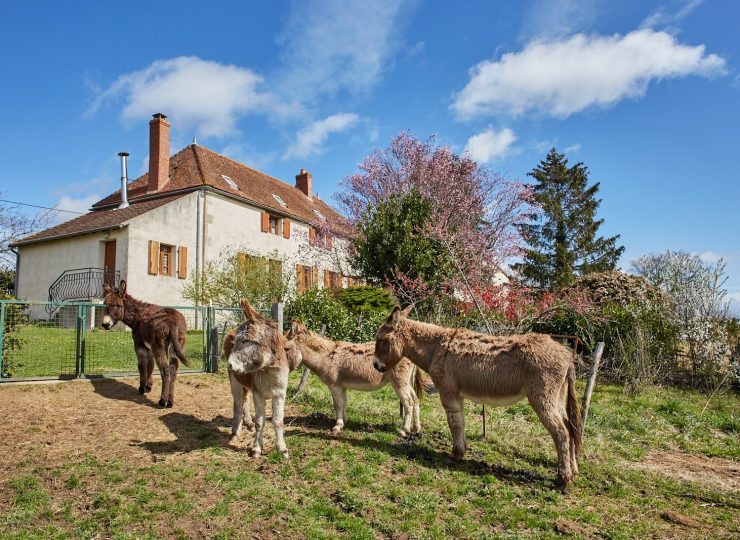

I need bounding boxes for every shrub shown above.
[1,293,27,377]
[336,286,396,317]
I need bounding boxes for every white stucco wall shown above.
[16,228,129,302]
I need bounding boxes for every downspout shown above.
[11,247,18,297]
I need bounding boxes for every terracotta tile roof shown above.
[92,144,344,226]
[12,194,186,246]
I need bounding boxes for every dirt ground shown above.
[0,374,285,482]
[633,450,740,492]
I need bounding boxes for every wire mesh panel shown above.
[0,301,79,379]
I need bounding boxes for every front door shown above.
[104,240,116,286]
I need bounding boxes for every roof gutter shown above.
[11,224,125,247]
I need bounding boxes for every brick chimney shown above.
[148,113,170,192]
[295,168,312,200]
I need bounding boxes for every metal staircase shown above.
[46,268,120,314]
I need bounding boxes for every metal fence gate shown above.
[0,300,272,382]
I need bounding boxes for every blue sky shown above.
[1,0,738,310]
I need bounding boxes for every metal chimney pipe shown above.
[117,152,130,209]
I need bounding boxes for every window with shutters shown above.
[296,264,316,293]
[324,270,342,289]
[261,212,290,238]
[159,244,174,276]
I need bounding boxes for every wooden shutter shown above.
[296,264,304,293]
[327,235,333,249]
[177,246,188,279]
[324,270,330,288]
[261,212,269,233]
[309,226,316,243]
[283,218,291,239]
[148,241,159,275]
[312,266,319,287]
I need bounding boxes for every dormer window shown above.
[272,194,288,208]
[222,175,239,190]
[313,209,326,221]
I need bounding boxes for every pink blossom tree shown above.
[335,132,533,315]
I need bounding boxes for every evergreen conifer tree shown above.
[514,148,624,290]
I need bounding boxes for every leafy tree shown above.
[352,189,449,291]
[336,285,396,317]
[514,148,624,290]
[1,194,52,269]
[337,132,531,308]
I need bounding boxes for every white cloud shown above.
[465,128,517,163]
[564,143,582,154]
[284,113,359,159]
[50,194,100,224]
[641,0,703,30]
[698,251,724,264]
[452,29,726,120]
[276,0,414,103]
[521,0,597,40]
[87,56,289,138]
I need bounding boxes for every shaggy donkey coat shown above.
[101,280,189,408]
[286,320,422,435]
[225,299,300,457]
[373,307,582,488]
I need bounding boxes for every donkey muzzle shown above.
[373,357,387,373]
[101,315,113,330]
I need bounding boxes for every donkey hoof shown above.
[330,426,342,435]
[138,386,146,395]
[158,398,167,408]
[165,400,174,408]
[145,385,152,393]
[250,448,262,458]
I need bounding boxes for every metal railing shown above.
[0,299,274,382]
[47,268,120,314]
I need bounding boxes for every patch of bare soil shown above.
[632,450,740,492]
[0,374,291,482]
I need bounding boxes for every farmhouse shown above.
[12,113,352,309]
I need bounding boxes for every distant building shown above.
[13,114,352,308]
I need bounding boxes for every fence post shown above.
[0,302,6,377]
[75,304,83,378]
[208,306,218,373]
[581,341,605,434]
[271,302,283,331]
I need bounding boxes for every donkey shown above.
[101,280,189,408]
[286,319,422,436]
[225,299,301,457]
[372,307,582,488]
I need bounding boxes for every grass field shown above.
[0,370,737,539]
[1,325,207,378]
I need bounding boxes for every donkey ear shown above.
[387,306,402,326]
[103,283,112,295]
[118,280,127,297]
[291,320,301,334]
[401,304,414,317]
[240,298,259,321]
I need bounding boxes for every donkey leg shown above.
[441,394,466,459]
[529,394,573,488]
[272,392,288,456]
[329,386,346,434]
[562,380,579,479]
[251,391,266,457]
[167,359,178,408]
[242,388,254,431]
[229,373,245,443]
[145,352,155,393]
[390,381,414,436]
[152,345,171,408]
[135,347,149,395]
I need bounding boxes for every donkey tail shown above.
[170,327,190,367]
[565,362,582,456]
[412,366,425,404]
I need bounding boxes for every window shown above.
[272,194,288,208]
[296,264,317,293]
[159,244,174,276]
[261,212,290,238]
[324,270,342,289]
[222,175,239,190]
[313,209,326,221]
[269,215,279,235]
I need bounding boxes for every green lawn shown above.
[1,325,207,378]
[0,372,737,539]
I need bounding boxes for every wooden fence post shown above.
[581,342,605,435]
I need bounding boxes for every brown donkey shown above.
[225,299,301,457]
[373,307,582,488]
[101,280,189,408]
[286,320,422,435]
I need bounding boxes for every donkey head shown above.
[101,280,127,330]
[373,305,412,372]
[227,299,284,374]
